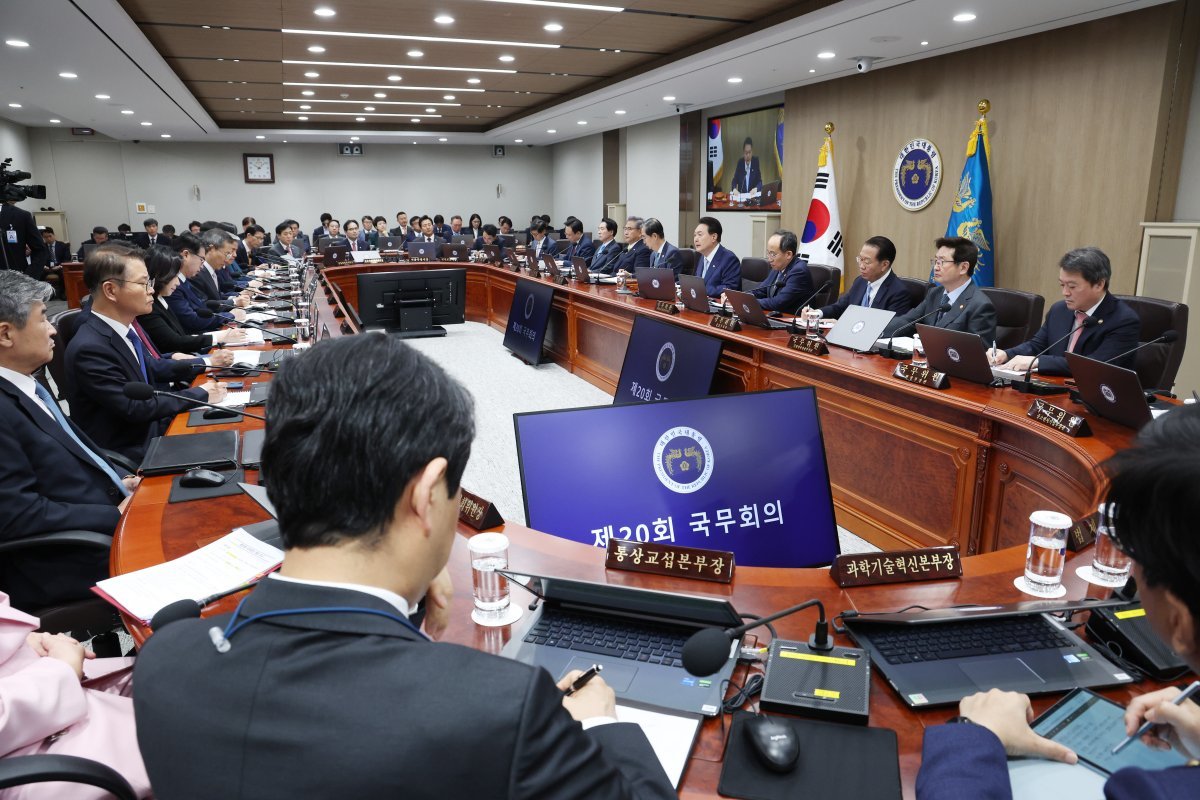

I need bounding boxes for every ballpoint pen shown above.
[1111,680,1200,754]
[564,664,603,696]
[991,340,997,362]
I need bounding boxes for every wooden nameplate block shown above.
[709,315,741,332]
[1027,398,1091,437]
[547,272,569,286]
[893,362,950,389]
[1067,509,1099,552]
[458,489,504,531]
[788,334,828,355]
[605,539,734,584]
[831,545,962,587]
[655,300,680,315]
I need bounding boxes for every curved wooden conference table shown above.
[111,258,1163,797]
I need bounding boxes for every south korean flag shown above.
[799,135,845,277]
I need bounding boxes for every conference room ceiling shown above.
[115,0,821,134]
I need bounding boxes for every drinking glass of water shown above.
[911,334,927,367]
[1023,510,1073,595]
[469,532,521,627]
[1091,503,1132,585]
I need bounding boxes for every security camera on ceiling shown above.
[855,57,877,73]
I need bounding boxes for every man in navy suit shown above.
[589,218,624,274]
[527,221,556,261]
[881,237,996,343]
[389,211,415,242]
[990,247,1140,376]
[311,213,333,250]
[611,217,651,275]
[729,137,763,196]
[342,220,370,252]
[472,224,500,252]
[167,232,246,333]
[0,271,139,608]
[815,236,916,319]
[641,218,684,278]
[65,246,226,462]
[917,406,1200,799]
[41,226,72,266]
[558,219,595,265]
[731,230,812,312]
[132,218,164,249]
[692,216,741,297]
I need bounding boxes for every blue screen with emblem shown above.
[614,316,723,405]
[514,387,839,567]
[503,278,556,364]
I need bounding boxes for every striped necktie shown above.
[1067,310,1088,352]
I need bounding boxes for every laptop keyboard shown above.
[867,616,1073,665]
[524,608,691,667]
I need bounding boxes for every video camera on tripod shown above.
[1,158,47,202]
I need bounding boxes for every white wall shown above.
[551,134,604,227]
[624,116,680,243]
[1,118,36,211]
[26,127,555,247]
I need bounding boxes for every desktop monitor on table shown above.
[355,268,465,339]
[503,278,556,365]
[614,315,722,404]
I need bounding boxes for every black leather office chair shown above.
[740,257,769,290]
[1115,294,1189,391]
[981,287,1045,350]
[0,755,136,799]
[0,530,119,639]
[47,307,84,403]
[806,265,834,309]
[900,277,930,309]
[675,248,698,276]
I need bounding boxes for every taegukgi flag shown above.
[800,129,844,279]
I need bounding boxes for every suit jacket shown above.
[589,239,625,274]
[916,722,1199,800]
[46,241,72,266]
[560,239,596,265]
[697,245,742,297]
[882,281,997,343]
[345,233,370,251]
[751,257,814,312]
[612,239,651,275]
[134,579,675,800]
[138,297,215,355]
[234,240,254,269]
[311,226,329,247]
[0,596,151,797]
[528,235,556,261]
[64,311,208,462]
[388,226,415,242]
[730,156,763,194]
[648,241,684,278]
[365,230,379,248]
[131,232,165,249]
[165,280,225,334]
[820,271,915,319]
[1005,294,1140,376]
[1,203,47,280]
[269,241,304,260]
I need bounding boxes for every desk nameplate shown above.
[1026,398,1091,438]
[710,315,741,332]
[831,546,961,587]
[655,300,680,315]
[893,362,950,389]
[458,489,504,531]
[788,335,828,355]
[1067,510,1099,552]
[605,539,734,583]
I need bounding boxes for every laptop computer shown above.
[723,289,790,329]
[377,236,405,250]
[1065,353,1156,430]
[407,241,439,259]
[844,598,1135,708]
[450,234,472,245]
[916,324,1001,385]
[826,305,896,351]
[569,256,594,283]
[632,267,678,301]
[321,246,350,266]
[678,274,720,314]
[441,242,469,261]
[510,232,528,246]
[500,570,741,716]
[760,180,782,206]
[497,234,518,249]
[479,243,503,265]
[540,252,567,275]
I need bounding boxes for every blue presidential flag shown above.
[774,107,784,176]
[944,114,994,287]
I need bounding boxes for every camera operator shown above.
[1,159,48,280]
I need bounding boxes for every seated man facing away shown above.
[133,335,676,799]
[693,216,741,298]
[916,404,1200,799]
[881,236,996,343]
[723,229,812,313]
[813,236,915,319]
[989,247,1140,376]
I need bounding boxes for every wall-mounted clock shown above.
[243,153,275,183]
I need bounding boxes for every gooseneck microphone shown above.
[1010,316,1100,394]
[122,382,266,420]
[681,598,831,677]
[785,281,832,333]
[225,319,298,344]
[882,301,951,359]
[149,580,262,630]
[1104,329,1178,365]
[205,300,294,323]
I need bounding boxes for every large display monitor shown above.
[515,387,839,567]
[355,268,465,339]
[707,104,784,212]
[614,315,722,404]
[503,278,555,364]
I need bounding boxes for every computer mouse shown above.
[179,468,227,489]
[202,407,240,420]
[743,714,800,774]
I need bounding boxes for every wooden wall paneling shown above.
[571,301,635,393]
[465,272,489,324]
[543,291,571,364]
[486,273,517,334]
[712,336,758,394]
[602,130,620,208]
[1144,0,1200,223]
[679,111,703,245]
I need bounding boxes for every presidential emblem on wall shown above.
[892,138,942,211]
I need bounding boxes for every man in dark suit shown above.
[527,220,555,261]
[235,225,265,269]
[641,218,683,278]
[415,216,441,244]
[311,212,333,249]
[197,228,253,300]
[729,137,763,196]
[692,216,741,297]
[729,229,812,312]
[0,271,137,608]
[389,210,414,241]
[167,232,247,334]
[133,334,676,800]
[611,216,651,275]
[270,222,304,261]
[589,218,624,274]
[816,236,916,319]
[990,247,1140,376]
[65,246,226,462]
[472,223,500,252]
[75,226,110,261]
[558,218,595,265]
[1,199,48,279]
[917,406,1200,799]
[341,220,370,252]
[41,226,72,266]
[131,218,164,248]
[881,237,996,343]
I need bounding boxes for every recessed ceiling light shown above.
[544,23,562,31]
[314,6,336,16]
[434,14,454,23]
[364,106,375,111]
[808,68,816,73]
[467,77,481,84]
[282,139,288,142]
[425,107,435,112]
[921,41,929,46]
[95,93,110,99]
[817,51,835,59]
[407,49,424,57]
[356,116,366,121]
[140,121,152,126]
[299,104,311,109]
[255,134,266,139]
[411,117,420,122]
[478,0,622,10]
[953,12,976,22]
[577,120,587,125]
[302,90,315,96]
[547,128,556,133]
[5,40,29,48]
[443,94,455,100]
[160,133,171,138]
[662,95,675,101]
[388,74,402,81]
[304,71,320,77]
[374,92,386,98]
[121,109,135,114]
[614,49,620,53]
[438,137,448,142]
[7,103,21,108]
[727,76,743,84]
[514,138,523,143]
[298,115,309,120]
[307,45,326,53]
[350,136,359,141]
[58,72,77,78]
[49,119,61,123]
[614,109,626,115]
[413,141,418,144]
[498,54,515,62]
[222,26,230,30]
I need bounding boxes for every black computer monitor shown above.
[441,242,469,261]
[614,315,723,404]
[496,234,516,249]
[503,278,555,364]
[355,268,465,339]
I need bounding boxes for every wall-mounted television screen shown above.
[706,104,784,212]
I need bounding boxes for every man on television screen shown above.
[730,137,763,196]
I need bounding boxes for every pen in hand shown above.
[564,664,603,697]
[1112,680,1200,755]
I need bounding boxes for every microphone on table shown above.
[682,598,832,678]
[882,301,951,359]
[123,382,266,420]
[223,320,298,344]
[1009,317,1100,395]
[1104,330,1178,365]
[198,364,277,375]
[149,579,263,631]
[785,281,832,333]
[206,300,294,323]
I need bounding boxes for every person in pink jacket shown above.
[0,593,151,798]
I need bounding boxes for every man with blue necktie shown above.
[881,237,996,342]
[812,236,915,320]
[724,230,813,312]
[589,218,624,274]
[641,218,683,278]
[692,216,741,297]
[729,137,763,197]
[558,219,595,266]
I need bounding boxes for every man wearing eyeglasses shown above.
[65,245,226,462]
[916,404,1200,798]
[720,230,812,312]
[610,217,652,276]
[880,236,996,342]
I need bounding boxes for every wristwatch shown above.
[945,715,976,725]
